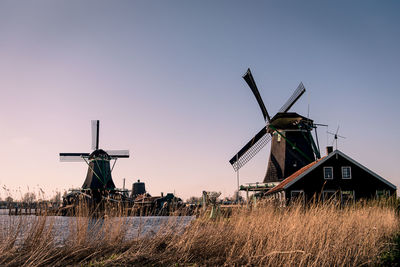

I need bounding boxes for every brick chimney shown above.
[326,146,333,155]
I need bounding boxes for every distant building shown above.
[265,149,396,204]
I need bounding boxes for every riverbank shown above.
[0,201,398,266]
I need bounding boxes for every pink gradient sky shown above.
[0,1,399,200]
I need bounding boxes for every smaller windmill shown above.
[327,126,346,150]
[59,120,129,192]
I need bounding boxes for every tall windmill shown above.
[229,69,321,182]
[60,120,130,192]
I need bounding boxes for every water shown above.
[0,210,194,246]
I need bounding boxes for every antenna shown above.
[327,126,346,150]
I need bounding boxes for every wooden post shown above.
[246,189,249,208]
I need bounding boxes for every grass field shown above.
[0,200,398,266]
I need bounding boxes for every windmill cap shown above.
[268,112,313,131]
[89,149,110,160]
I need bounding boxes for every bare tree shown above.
[51,192,62,204]
[186,196,202,204]
[22,192,36,203]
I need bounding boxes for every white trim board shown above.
[283,150,396,190]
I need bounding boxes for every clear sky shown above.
[0,0,399,200]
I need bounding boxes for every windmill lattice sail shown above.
[229,126,270,171]
[279,82,306,113]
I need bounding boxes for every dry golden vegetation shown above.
[0,200,398,266]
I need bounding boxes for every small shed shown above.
[265,149,396,204]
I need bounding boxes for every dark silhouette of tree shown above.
[22,192,36,203]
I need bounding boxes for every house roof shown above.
[266,150,396,195]
[266,157,325,195]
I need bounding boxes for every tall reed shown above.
[0,200,398,266]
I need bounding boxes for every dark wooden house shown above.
[265,149,396,204]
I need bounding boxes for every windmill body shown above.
[230,69,320,183]
[264,112,315,182]
[82,149,116,190]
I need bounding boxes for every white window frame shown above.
[341,166,352,179]
[323,167,333,180]
[322,190,338,203]
[340,190,355,204]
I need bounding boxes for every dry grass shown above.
[0,200,398,266]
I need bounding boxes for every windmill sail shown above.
[60,153,90,162]
[91,120,99,150]
[243,68,271,122]
[229,126,271,171]
[106,150,130,158]
[279,82,306,113]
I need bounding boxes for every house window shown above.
[323,167,333,179]
[290,190,305,204]
[323,190,338,203]
[342,166,351,179]
[341,190,355,205]
[376,190,390,199]
[277,133,281,142]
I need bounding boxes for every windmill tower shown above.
[60,120,130,192]
[229,69,321,183]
